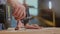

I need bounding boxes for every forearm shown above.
[7,0,17,7]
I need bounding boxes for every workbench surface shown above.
[0,28,60,34]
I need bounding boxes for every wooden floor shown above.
[0,28,60,34]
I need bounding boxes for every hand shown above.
[7,0,26,20]
[25,24,43,29]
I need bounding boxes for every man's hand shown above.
[7,0,26,30]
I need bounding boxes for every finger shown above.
[13,6,19,17]
[19,7,26,19]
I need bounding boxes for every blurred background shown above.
[0,0,60,30]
